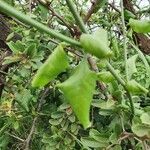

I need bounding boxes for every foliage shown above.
[0,0,150,150]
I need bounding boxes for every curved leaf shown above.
[57,60,97,129]
[80,28,113,59]
[129,19,150,33]
[32,44,69,87]
[127,54,138,79]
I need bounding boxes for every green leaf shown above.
[132,124,150,138]
[25,43,37,58]
[92,99,116,110]
[57,60,97,129]
[15,88,33,112]
[6,32,15,42]
[97,71,115,83]
[129,19,150,33]
[140,113,150,125]
[81,137,107,148]
[0,134,9,149]
[89,129,109,143]
[124,9,136,20]
[49,118,62,126]
[7,41,25,54]
[80,28,113,59]
[127,54,138,79]
[32,44,69,87]
[126,80,149,95]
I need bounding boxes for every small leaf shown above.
[7,41,25,54]
[25,43,37,58]
[92,99,116,110]
[49,119,62,126]
[127,54,138,79]
[51,112,64,119]
[32,44,69,87]
[140,113,150,125]
[57,60,97,129]
[81,137,108,148]
[129,19,150,33]
[132,124,150,138]
[6,32,15,42]
[89,129,109,143]
[15,88,33,111]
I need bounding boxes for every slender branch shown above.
[48,38,83,57]
[65,0,88,33]
[84,0,101,23]
[5,132,25,142]
[0,1,81,47]
[108,3,120,13]
[38,0,75,36]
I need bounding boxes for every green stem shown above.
[106,62,126,87]
[120,0,129,81]
[0,1,81,47]
[65,0,88,33]
[107,62,134,115]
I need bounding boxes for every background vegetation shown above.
[0,0,150,149]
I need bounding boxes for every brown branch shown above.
[108,3,120,13]
[84,0,100,23]
[38,0,75,36]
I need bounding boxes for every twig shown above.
[84,0,101,23]
[5,132,25,142]
[38,0,74,36]
[24,88,50,150]
[108,3,120,13]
